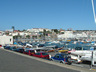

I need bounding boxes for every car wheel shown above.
[50,58,53,61]
[67,62,72,65]
[68,57,71,62]
[60,61,63,63]
[67,58,72,65]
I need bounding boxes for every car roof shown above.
[56,53,68,55]
[37,51,46,53]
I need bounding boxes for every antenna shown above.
[91,0,96,23]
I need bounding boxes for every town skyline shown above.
[2,26,96,31]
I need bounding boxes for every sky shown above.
[0,0,96,30]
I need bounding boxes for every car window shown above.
[42,53,48,55]
[13,47,16,49]
[36,49,41,52]
[30,50,35,52]
[61,54,68,58]
[59,56,63,58]
[11,47,16,49]
[54,55,59,58]
[94,47,96,50]
[75,47,82,50]
[5,46,10,49]
[35,53,41,55]
[25,50,29,52]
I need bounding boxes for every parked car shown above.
[23,49,36,55]
[16,48,24,53]
[4,46,11,50]
[33,52,49,59]
[44,48,55,53]
[9,46,17,51]
[50,53,72,65]
[58,49,69,53]
[38,44,45,47]
[4,46,18,51]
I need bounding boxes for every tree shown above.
[43,29,46,36]
[13,36,18,39]
[13,35,22,39]
[26,35,30,39]
[5,32,9,35]
[52,29,60,34]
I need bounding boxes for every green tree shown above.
[13,35,22,39]
[5,32,9,35]
[26,35,30,39]
[52,29,59,34]
[43,29,46,36]
[13,36,18,39]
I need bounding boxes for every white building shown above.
[58,31,75,39]
[27,28,51,32]
[0,31,4,36]
[9,32,31,36]
[0,35,13,45]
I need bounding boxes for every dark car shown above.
[33,52,49,59]
[23,49,36,55]
[16,48,24,53]
[4,46,11,50]
[4,46,18,51]
[9,46,17,51]
[38,44,45,47]
[50,53,72,65]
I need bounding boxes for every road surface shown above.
[0,49,79,72]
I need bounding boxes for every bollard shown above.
[90,51,93,70]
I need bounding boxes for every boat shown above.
[68,45,96,64]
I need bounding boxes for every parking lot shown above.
[0,48,96,72]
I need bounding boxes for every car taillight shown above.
[64,59,65,61]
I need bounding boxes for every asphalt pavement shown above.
[0,49,79,72]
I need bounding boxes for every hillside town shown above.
[0,27,96,45]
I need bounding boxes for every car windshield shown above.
[94,47,96,50]
[6,46,10,48]
[75,47,82,50]
[61,54,68,57]
[30,50,35,52]
[42,53,48,55]
[25,50,29,52]
[12,47,16,49]
[35,53,41,55]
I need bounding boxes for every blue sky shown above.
[0,0,96,30]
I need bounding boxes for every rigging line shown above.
[91,0,96,23]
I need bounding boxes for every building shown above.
[0,31,4,36]
[0,35,13,45]
[58,31,75,39]
[27,28,51,32]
